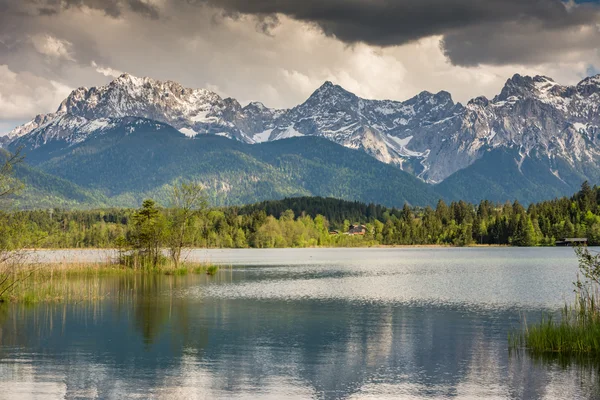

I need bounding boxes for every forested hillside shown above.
[0,150,106,209]
[436,148,584,204]
[12,119,438,208]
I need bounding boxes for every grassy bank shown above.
[510,307,600,356]
[0,261,220,304]
[511,247,600,358]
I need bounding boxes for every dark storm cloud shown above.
[3,0,599,66]
[441,21,600,66]
[126,0,160,19]
[190,0,600,65]
[192,0,580,43]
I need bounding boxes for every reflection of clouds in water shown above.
[152,351,316,399]
[0,362,67,399]
[1,351,595,399]
[192,271,565,310]
[0,351,317,399]
[0,248,595,399]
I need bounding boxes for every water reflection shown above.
[0,248,597,399]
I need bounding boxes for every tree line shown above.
[3,181,600,249]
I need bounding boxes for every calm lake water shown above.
[1,248,599,399]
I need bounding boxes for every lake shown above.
[1,248,598,399]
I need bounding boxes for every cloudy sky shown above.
[1,0,600,134]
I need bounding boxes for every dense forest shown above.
[11,127,438,208]
[5,182,600,249]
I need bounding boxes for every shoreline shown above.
[23,244,515,252]
[17,245,573,266]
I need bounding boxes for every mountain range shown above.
[2,72,600,208]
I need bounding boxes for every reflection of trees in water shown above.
[109,273,208,347]
[0,274,203,348]
[124,274,210,349]
[131,275,174,345]
[2,289,600,398]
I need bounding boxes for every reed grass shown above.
[511,247,600,357]
[0,260,221,304]
[510,306,600,356]
[205,265,219,276]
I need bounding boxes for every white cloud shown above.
[91,61,124,78]
[0,65,72,120]
[30,34,75,61]
[0,1,599,130]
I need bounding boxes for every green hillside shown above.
[436,148,589,204]
[15,119,439,208]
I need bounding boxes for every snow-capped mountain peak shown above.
[5,72,600,187]
[305,81,357,104]
[577,74,600,96]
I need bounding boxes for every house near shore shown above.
[345,224,367,236]
[555,238,588,246]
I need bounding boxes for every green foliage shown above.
[167,182,207,267]
[205,265,219,276]
[0,149,24,204]
[6,181,600,249]
[237,196,402,227]
[127,199,169,269]
[511,247,600,356]
[0,149,35,302]
[511,313,600,356]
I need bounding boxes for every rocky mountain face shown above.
[6,73,600,191]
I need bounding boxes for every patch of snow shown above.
[550,168,568,184]
[238,130,254,143]
[432,114,459,125]
[516,149,527,174]
[253,129,273,143]
[179,127,197,137]
[80,119,113,133]
[275,126,305,140]
[384,134,424,157]
[572,122,587,133]
[323,123,359,134]
[375,103,401,115]
[417,150,432,181]
[248,102,267,111]
[388,135,413,148]
[534,77,558,94]
[400,104,416,116]
[215,132,232,139]
[191,111,212,122]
